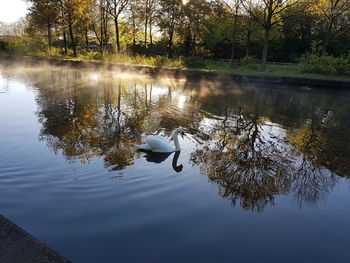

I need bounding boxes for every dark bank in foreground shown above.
[0,215,70,263]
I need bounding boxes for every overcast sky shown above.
[0,0,30,23]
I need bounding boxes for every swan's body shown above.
[134,128,184,153]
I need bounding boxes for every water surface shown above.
[0,63,349,263]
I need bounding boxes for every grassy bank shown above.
[2,50,350,82]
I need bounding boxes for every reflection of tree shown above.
[31,69,202,171]
[36,76,136,170]
[190,88,348,211]
[6,67,349,211]
[191,109,293,212]
[287,109,344,205]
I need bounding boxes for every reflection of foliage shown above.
[190,88,349,212]
[191,112,294,212]
[287,109,344,205]
[30,69,201,171]
[288,109,349,178]
[9,67,349,211]
[36,78,136,170]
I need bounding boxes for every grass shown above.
[186,60,350,81]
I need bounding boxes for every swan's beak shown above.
[181,132,185,138]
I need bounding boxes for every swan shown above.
[134,128,185,153]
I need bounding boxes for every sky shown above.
[0,0,30,23]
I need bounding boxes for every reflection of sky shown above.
[88,73,100,82]
[177,95,186,109]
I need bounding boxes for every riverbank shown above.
[0,215,70,263]
[1,55,350,88]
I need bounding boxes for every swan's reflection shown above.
[141,150,183,173]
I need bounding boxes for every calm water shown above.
[0,63,350,263]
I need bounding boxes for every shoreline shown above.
[0,215,71,263]
[1,55,350,88]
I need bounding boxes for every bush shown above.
[240,56,258,70]
[299,54,350,75]
[0,39,28,55]
[183,56,207,68]
[153,56,167,68]
[0,40,8,52]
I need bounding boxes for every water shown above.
[0,63,349,263]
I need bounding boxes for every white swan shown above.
[134,128,185,153]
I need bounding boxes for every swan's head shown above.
[171,128,185,139]
[175,127,185,138]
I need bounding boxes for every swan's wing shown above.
[134,143,152,151]
[156,135,169,143]
[147,135,174,152]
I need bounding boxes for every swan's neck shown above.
[173,131,181,151]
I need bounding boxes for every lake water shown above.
[0,63,349,263]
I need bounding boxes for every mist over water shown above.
[1,62,350,263]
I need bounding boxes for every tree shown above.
[241,0,304,71]
[158,0,184,57]
[138,0,157,49]
[202,2,232,58]
[93,0,113,53]
[0,18,28,37]
[181,0,211,56]
[312,0,350,53]
[78,0,95,52]
[27,0,59,51]
[240,10,259,57]
[106,0,129,53]
[222,0,241,66]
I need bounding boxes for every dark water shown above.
[0,64,349,263]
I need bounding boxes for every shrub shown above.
[153,56,168,68]
[183,56,207,68]
[240,56,258,70]
[299,54,350,75]
[0,40,8,52]
[0,39,28,55]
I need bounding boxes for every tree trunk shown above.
[63,30,67,54]
[245,30,251,57]
[168,29,174,58]
[85,29,89,52]
[230,3,239,67]
[68,21,77,57]
[132,11,136,56]
[115,17,120,53]
[103,15,108,52]
[192,35,196,55]
[184,30,191,56]
[261,28,270,71]
[324,19,334,54]
[144,17,148,46]
[99,21,103,53]
[47,22,52,51]
[230,36,235,67]
[149,18,153,52]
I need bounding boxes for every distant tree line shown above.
[1,0,350,71]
